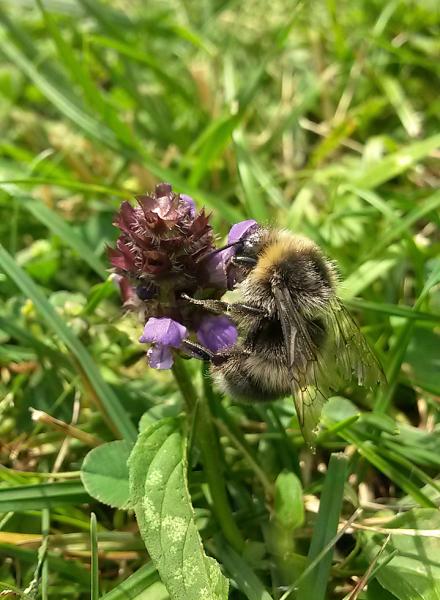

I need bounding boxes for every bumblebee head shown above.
[234,225,270,263]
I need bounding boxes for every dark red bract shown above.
[109,183,249,369]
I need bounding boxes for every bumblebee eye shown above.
[135,281,158,301]
[242,236,261,257]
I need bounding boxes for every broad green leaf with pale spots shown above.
[80,440,132,509]
[127,418,229,600]
[363,509,440,600]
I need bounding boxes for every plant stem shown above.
[171,357,197,413]
[172,357,244,552]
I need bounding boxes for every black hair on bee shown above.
[183,226,384,446]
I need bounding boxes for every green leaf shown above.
[405,328,440,395]
[270,471,305,587]
[0,481,90,512]
[274,471,304,530]
[363,509,440,600]
[0,244,137,442]
[367,579,398,600]
[81,441,132,509]
[128,418,229,600]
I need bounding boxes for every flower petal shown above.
[205,247,235,288]
[228,219,258,244]
[139,317,187,347]
[147,344,174,369]
[197,315,238,353]
[179,194,196,218]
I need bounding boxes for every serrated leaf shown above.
[128,418,229,600]
[80,440,132,509]
[363,508,440,600]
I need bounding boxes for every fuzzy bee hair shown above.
[184,226,383,445]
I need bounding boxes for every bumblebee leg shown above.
[181,293,267,317]
[181,294,228,314]
[181,339,214,361]
[231,256,257,267]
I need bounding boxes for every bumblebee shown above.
[183,226,383,444]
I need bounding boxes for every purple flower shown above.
[140,317,188,369]
[146,345,174,370]
[204,247,235,288]
[179,194,196,218]
[228,220,258,244]
[197,315,238,353]
[109,183,216,290]
[110,183,259,371]
[139,317,187,346]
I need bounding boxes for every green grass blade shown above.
[0,317,72,367]
[0,40,119,151]
[345,298,440,323]
[0,177,131,198]
[233,129,270,222]
[41,509,49,600]
[375,258,440,413]
[296,453,348,600]
[340,257,398,300]
[0,245,137,441]
[379,74,422,137]
[100,563,160,600]
[187,114,240,187]
[90,513,99,600]
[76,0,133,37]
[0,544,90,587]
[213,538,273,600]
[341,431,435,508]
[36,0,136,148]
[14,194,107,279]
[0,481,91,512]
[352,133,440,189]
[365,189,440,260]
[89,34,193,103]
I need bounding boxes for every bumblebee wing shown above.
[273,285,330,444]
[327,299,385,389]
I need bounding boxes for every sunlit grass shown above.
[0,0,439,598]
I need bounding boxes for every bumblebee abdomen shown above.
[212,352,290,403]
